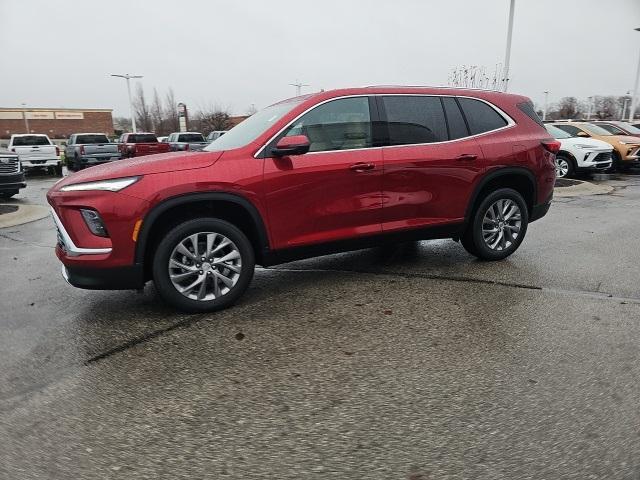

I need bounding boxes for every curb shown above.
[0,204,50,228]
[554,179,613,198]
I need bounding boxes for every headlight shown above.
[60,176,141,192]
[619,141,638,145]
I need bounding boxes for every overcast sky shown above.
[1,0,639,117]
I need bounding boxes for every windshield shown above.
[545,125,572,139]
[178,134,205,142]
[13,135,51,146]
[617,122,640,134]
[204,100,303,152]
[76,134,109,144]
[582,124,613,136]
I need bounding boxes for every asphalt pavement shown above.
[1,171,640,479]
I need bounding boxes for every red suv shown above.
[48,87,558,312]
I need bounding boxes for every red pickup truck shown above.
[117,133,170,158]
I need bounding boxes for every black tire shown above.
[461,188,529,261]
[54,164,63,176]
[152,218,255,313]
[74,155,83,171]
[609,151,623,173]
[555,154,574,178]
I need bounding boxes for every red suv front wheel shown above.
[152,218,255,312]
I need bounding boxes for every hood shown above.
[56,151,224,187]
[559,137,612,150]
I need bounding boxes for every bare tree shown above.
[592,96,618,120]
[192,104,233,134]
[164,88,179,133]
[555,97,581,119]
[150,88,166,134]
[133,84,153,132]
[245,104,258,116]
[113,116,132,134]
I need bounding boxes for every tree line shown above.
[113,85,236,136]
[542,95,638,121]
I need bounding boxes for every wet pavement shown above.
[1,172,640,479]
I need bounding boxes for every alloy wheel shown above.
[168,232,242,301]
[555,158,569,178]
[481,199,522,251]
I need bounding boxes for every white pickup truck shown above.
[8,134,62,176]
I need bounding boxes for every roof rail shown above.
[362,84,502,92]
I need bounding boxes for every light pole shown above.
[21,102,29,133]
[111,74,143,132]
[289,80,309,96]
[502,0,516,92]
[628,27,640,123]
[543,91,549,121]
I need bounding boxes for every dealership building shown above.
[0,107,114,140]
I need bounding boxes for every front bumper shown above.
[62,264,145,290]
[0,172,27,191]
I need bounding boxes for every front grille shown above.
[593,152,612,163]
[0,157,19,174]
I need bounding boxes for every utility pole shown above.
[543,91,549,121]
[21,102,30,133]
[502,0,516,92]
[628,27,640,123]
[111,73,143,132]
[289,80,309,96]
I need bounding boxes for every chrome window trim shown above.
[50,207,112,256]
[254,94,516,158]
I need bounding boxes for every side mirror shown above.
[576,131,589,137]
[272,135,310,157]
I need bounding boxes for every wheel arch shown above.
[465,167,537,225]
[134,192,270,274]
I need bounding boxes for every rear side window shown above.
[382,96,448,145]
[458,98,508,135]
[441,97,469,140]
[12,135,51,146]
[76,134,109,144]
[517,101,544,128]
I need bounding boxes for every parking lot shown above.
[1,172,640,479]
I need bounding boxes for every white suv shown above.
[545,124,613,178]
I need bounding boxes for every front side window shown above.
[282,97,372,152]
[458,98,508,135]
[382,96,448,145]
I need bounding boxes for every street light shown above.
[502,0,516,92]
[542,91,549,121]
[289,80,309,96]
[110,74,143,132]
[628,27,640,123]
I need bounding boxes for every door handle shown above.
[349,162,375,172]
[456,154,477,161]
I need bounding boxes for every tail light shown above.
[80,145,85,155]
[55,146,60,156]
[541,139,561,154]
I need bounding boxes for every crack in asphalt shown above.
[0,232,54,249]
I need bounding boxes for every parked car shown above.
[206,131,227,142]
[66,133,121,171]
[8,134,61,176]
[117,133,170,158]
[167,132,209,151]
[0,148,26,198]
[591,120,640,138]
[550,122,640,171]
[48,86,557,312]
[545,124,613,178]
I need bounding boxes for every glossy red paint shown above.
[47,86,555,289]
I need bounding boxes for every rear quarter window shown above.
[517,101,545,128]
[458,98,508,135]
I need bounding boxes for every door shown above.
[263,96,383,249]
[379,95,484,231]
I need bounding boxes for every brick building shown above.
[0,108,114,140]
